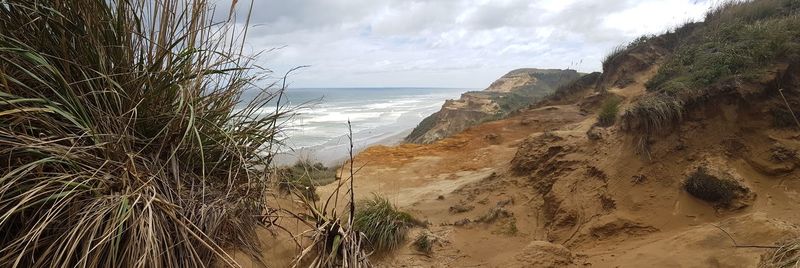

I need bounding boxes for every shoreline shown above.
[273,128,412,167]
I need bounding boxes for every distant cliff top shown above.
[405,68,581,144]
[486,68,579,93]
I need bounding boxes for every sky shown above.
[221,0,716,88]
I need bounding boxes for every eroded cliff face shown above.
[405,68,580,144]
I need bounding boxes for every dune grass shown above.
[277,160,339,201]
[601,35,655,73]
[597,96,622,126]
[621,94,684,135]
[0,0,285,266]
[353,195,417,253]
[645,0,800,95]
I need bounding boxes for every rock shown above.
[476,207,512,223]
[771,142,798,162]
[484,133,502,144]
[520,117,537,126]
[453,218,471,226]
[747,157,795,176]
[496,197,515,207]
[449,203,474,214]
[631,174,647,184]
[514,241,575,268]
[586,125,604,140]
[588,215,658,240]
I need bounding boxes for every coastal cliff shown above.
[405,68,580,144]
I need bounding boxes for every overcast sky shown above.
[226,0,714,88]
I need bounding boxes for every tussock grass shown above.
[621,94,684,135]
[683,167,744,206]
[602,45,627,73]
[0,0,284,266]
[597,96,622,126]
[353,195,417,253]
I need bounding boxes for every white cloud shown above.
[228,0,714,88]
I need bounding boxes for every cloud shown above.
[221,0,713,88]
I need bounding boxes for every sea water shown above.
[257,87,467,165]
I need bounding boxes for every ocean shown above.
[261,87,468,166]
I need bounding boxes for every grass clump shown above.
[277,160,338,201]
[683,167,745,206]
[413,233,434,255]
[621,94,684,135]
[0,0,283,266]
[597,96,623,126]
[353,195,418,252]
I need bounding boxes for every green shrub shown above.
[277,160,338,201]
[0,1,282,266]
[598,96,622,126]
[353,195,418,252]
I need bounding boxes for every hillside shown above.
[405,68,581,144]
[265,1,800,267]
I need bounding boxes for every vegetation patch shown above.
[550,72,602,101]
[616,0,800,153]
[621,94,684,135]
[353,195,418,252]
[597,96,622,126]
[647,0,800,95]
[276,160,338,201]
[413,232,434,255]
[602,35,656,72]
[683,167,750,208]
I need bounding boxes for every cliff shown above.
[405,68,580,144]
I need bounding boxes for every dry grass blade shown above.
[761,239,800,268]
